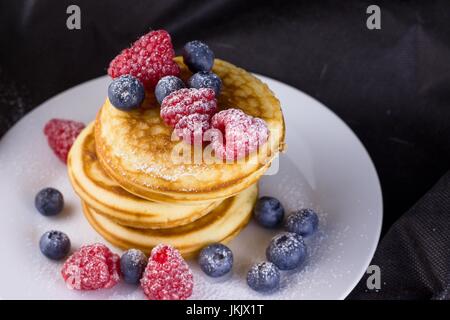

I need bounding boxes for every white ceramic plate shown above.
[0,75,382,299]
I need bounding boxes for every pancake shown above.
[95,57,285,204]
[82,184,258,258]
[68,123,222,229]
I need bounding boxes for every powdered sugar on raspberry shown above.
[43,118,85,163]
[61,243,120,290]
[210,108,269,160]
[160,88,217,127]
[108,30,179,90]
[140,244,194,300]
[174,113,211,142]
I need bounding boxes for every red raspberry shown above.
[160,88,217,127]
[61,243,121,290]
[140,244,194,300]
[210,108,269,160]
[108,30,179,90]
[43,119,85,163]
[174,113,211,143]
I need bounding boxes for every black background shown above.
[1,0,450,299]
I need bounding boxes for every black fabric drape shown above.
[349,171,450,299]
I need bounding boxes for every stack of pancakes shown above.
[68,58,285,257]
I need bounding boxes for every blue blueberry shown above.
[188,71,222,96]
[108,75,145,111]
[155,76,185,104]
[247,261,280,292]
[198,243,233,277]
[266,232,307,270]
[35,187,64,216]
[253,196,285,228]
[285,208,319,237]
[120,249,148,284]
[39,230,71,260]
[182,40,214,73]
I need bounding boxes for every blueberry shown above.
[198,243,233,277]
[108,75,145,111]
[247,261,280,292]
[285,208,319,237]
[253,196,285,228]
[182,40,214,73]
[155,76,185,104]
[39,230,71,260]
[35,187,64,216]
[187,71,222,96]
[120,249,148,284]
[266,232,307,270]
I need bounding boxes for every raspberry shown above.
[61,243,121,290]
[43,119,85,163]
[140,244,194,300]
[108,30,179,90]
[160,88,217,127]
[174,113,211,143]
[210,108,269,160]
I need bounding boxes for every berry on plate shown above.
[140,244,193,300]
[39,230,71,260]
[108,29,179,90]
[108,75,145,111]
[182,40,214,73]
[210,108,269,160]
[160,88,217,127]
[247,261,280,292]
[188,71,222,96]
[35,187,64,216]
[61,243,120,290]
[155,75,185,105]
[198,243,233,277]
[285,208,319,237]
[120,249,147,285]
[43,118,85,163]
[253,196,285,228]
[266,232,307,270]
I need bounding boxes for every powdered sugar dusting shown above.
[61,243,120,290]
[43,119,85,163]
[108,75,144,109]
[132,162,199,184]
[108,30,179,89]
[124,249,147,267]
[174,113,211,142]
[210,108,269,160]
[160,88,217,127]
[140,244,194,300]
[269,232,306,258]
